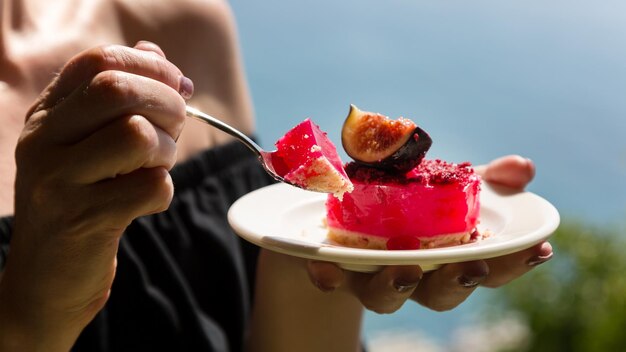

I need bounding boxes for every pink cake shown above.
[274,119,353,198]
[326,159,481,250]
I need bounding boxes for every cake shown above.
[326,160,481,249]
[325,105,482,250]
[273,118,353,198]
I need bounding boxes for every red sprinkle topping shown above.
[345,159,475,185]
[470,228,480,240]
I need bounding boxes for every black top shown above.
[0,141,275,352]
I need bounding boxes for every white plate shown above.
[228,183,560,272]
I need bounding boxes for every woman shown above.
[0,0,552,351]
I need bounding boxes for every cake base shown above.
[327,228,481,250]
[284,154,352,200]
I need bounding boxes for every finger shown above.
[306,261,344,292]
[351,265,422,314]
[413,260,488,312]
[133,40,167,58]
[65,115,177,184]
[477,155,535,190]
[481,242,553,288]
[126,41,194,100]
[31,44,192,114]
[84,167,174,231]
[45,71,186,144]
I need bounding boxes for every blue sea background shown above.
[230,0,626,345]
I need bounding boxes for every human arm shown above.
[246,155,553,352]
[0,44,191,351]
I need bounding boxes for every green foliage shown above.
[489,220,626,352]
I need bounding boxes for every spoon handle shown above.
[185,105,262,157]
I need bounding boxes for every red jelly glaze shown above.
[326,159,480,241]
[274,118,347,179]
[386,236,421,250]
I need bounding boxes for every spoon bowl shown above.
[185,106,295,188]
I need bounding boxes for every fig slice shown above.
[341,104,432,172]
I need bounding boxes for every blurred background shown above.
[229,1,626,351]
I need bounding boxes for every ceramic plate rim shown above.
[228,183,560,271]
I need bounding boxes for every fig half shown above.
[341,104,432,172]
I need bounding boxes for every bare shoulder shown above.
[115,0,238,55]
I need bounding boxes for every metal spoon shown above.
[185,105,296,187]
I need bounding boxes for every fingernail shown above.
[393,279,419,293]
[527,253,553,267]
[458,275,481,288]
[525,157,534,166]
[457,261,488,288]
[314,280,337,293]
[179,76,194,100]
[392,267,422,293]
[525,158,536,178]
[135,40,155,47]
[458,269,488,288]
